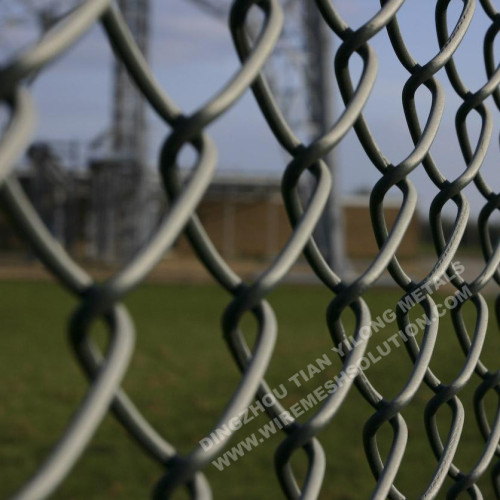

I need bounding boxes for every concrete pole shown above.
[303,3,347,275]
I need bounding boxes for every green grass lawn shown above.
[0,281,499,499]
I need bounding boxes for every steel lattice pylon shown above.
[112,0,148,163]
[89,0,152,262]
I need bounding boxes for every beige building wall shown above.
[176,196,419,260]
[344,205,419,258]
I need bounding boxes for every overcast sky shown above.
[8,0,500,216]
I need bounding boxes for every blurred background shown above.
[0,0,498,284]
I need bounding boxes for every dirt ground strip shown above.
[0,255,493,295]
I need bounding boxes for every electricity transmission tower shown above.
[111,0,148,165]
[188,0,347,273]
[89,0,151,262]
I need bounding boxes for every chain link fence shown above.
[2,0,500,498]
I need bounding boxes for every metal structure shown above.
[112,0,148,163]
[26,142,71,249]
[190,0,347,273]
[0,0,154,262]
[1,1,500,499]
[89,0,152,261]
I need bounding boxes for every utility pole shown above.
[302,3,346,273]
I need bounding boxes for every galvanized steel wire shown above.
[2,0,500,498]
